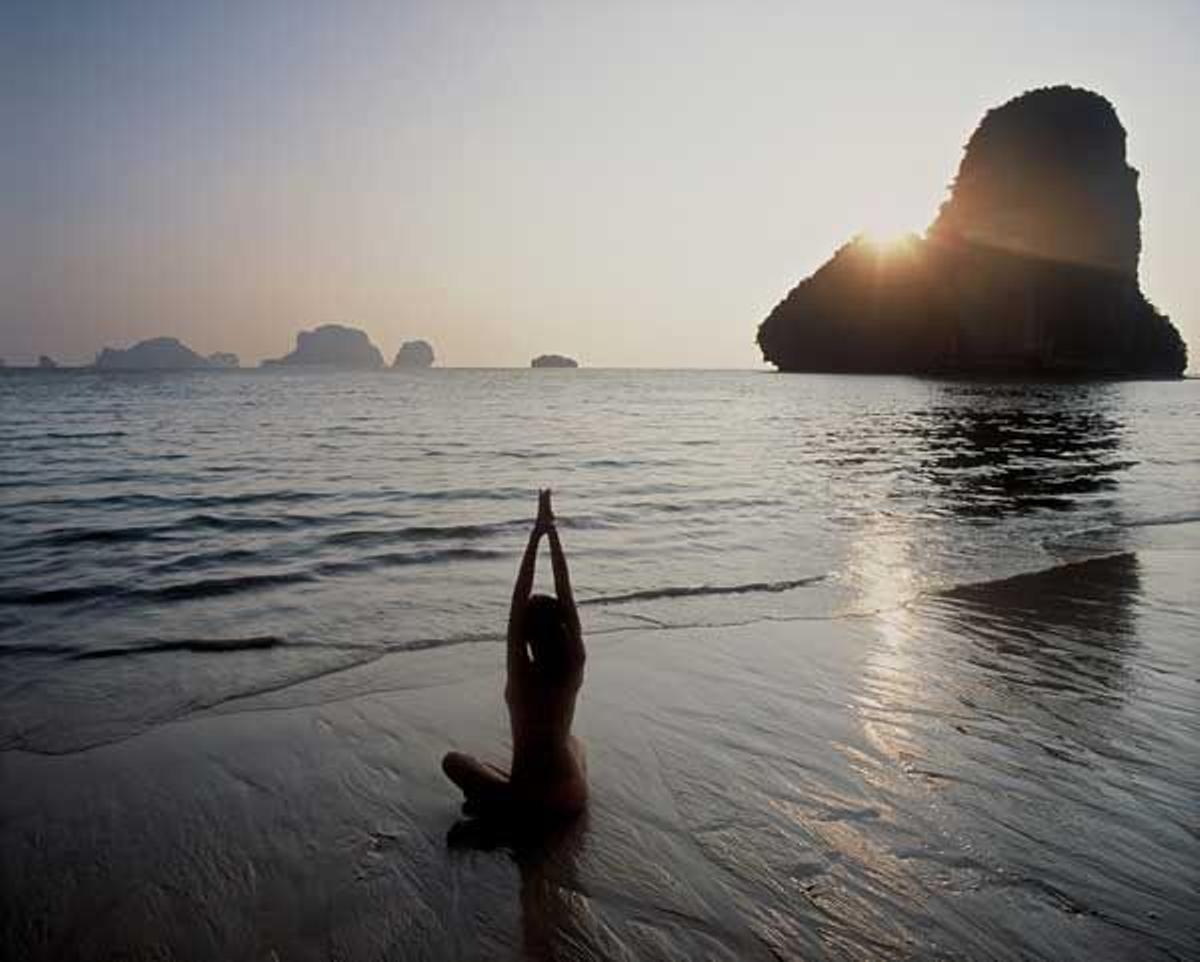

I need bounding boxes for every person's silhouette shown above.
[443,489,587,817]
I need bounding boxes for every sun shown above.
[860,229,921,256]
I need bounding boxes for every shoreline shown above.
[3,546,1195,961]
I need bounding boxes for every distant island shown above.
[262,324,384,369]
[531,354,578,368]
[95,337,216,371]
[89,338,239,371]
[393,340,435,368]
[86,327,426,372]
[758,86,1187,377]
[38,355,58,369]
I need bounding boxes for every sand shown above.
[3,550,1197,961]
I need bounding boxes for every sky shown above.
[3,0,1198,369]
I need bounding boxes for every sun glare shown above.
[861,229,919,253]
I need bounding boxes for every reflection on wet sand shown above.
[862,381,1144,737]
[830,380,1138,617]
[936,551,1140,697]
[852,379,1145,790]
[896,552,1145,772]
[853,548,1200,958]
[837,383,1200,957]
[449,814,593,961]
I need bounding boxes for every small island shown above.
[207,352,239,369]
[393,340,435,368]
[757,86,1187,377]
[262,324,384,369]
[94,337,215,371]
[37,355,58,370]
[531,354,579,369]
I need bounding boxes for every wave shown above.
[581,574,826,607]
[8,489,337,514]
[321,515,611,548]
[8,486,622,522]
[0,570,315,608]
[579,457,679,469]
[0,541,510,608]
[11,510,392,552]
[1042,511,1200,557]
[0,584,123,607]
[316,547,505,577]
[17,525,176,548]
[153,571,316,602]
[177,511,360,533]
[76,635,286,660]
[1120,510,1200,530]
[4,430,129,442]
[391,486,531,502]
[620,495,788,514]
[0,635,285,661]
[323,521,524,547]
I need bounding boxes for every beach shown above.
[4,543,1198,960]
[1,370,1198,959]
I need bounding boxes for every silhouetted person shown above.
[443,489,588,818]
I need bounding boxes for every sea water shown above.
[1,369,1197,958]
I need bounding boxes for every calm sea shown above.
[1,369,1197,957]
[1,369,1197,748]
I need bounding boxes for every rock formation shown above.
[262,324,384,369]
[758,86,1187,377]
[37,355,58,369]
[531,354,579,368]
[207,352,240,368]
[393,340,435,368]
[94,337,213,371]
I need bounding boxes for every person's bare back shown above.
[442,489,587,817]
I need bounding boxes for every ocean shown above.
[2,369,1197,960]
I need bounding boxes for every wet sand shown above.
[3,548,1197,961]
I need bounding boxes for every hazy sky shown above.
[3,0,1198,368]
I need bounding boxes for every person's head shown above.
[522,593,571,679]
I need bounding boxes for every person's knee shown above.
[442,751,468,780]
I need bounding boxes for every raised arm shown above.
[508,524,541,672]
[544,493,583,665]
[546,527,579,634]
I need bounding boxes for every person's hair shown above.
[523,593,571,680]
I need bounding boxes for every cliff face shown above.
[758,86,1187,377]
[263,325,384,369]
[931,87,1141,276]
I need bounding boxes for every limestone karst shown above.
[757,86,1187,377]
[262,324,385,369]
[94,337,212,371]
[531,354,579,368]
[393,340,435,368]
